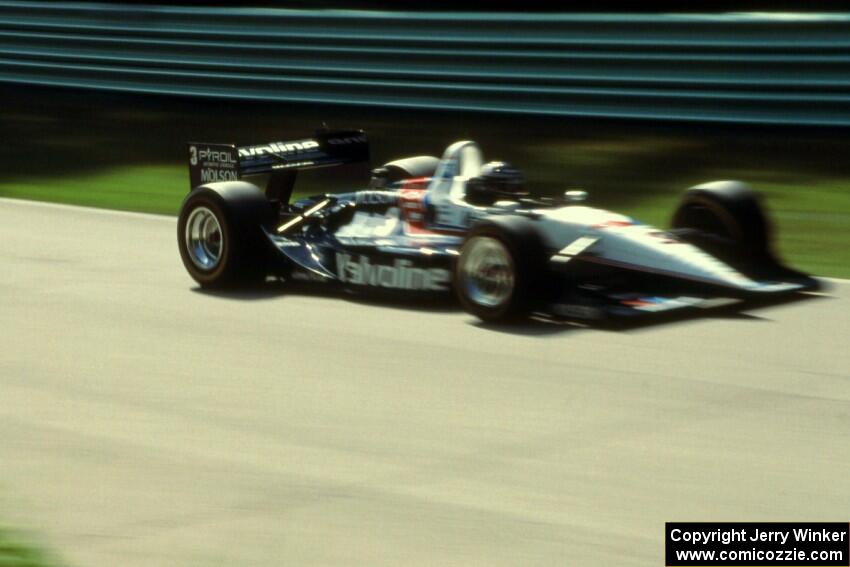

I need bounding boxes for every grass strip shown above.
[1,164,847,278]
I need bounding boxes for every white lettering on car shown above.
[238,140,321,157]
[336,253,449,291]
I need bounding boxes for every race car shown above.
[178,129,818,323]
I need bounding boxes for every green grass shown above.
[0,165,187,216]
[0,527,59,567]
[1,85,847,277]
[0,165,356,216]
[1,163,848,278]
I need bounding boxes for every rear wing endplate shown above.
[187,129,369,191]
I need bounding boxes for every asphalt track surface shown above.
[1,198,848,567]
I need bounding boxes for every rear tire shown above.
[177,183,274,288]
[454,217,546,323]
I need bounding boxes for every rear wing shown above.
[187,129,369,197]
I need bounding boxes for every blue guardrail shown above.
[1,2,849,125]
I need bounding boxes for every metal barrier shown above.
[1,2,849,125]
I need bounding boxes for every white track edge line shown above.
[0,196,175,221]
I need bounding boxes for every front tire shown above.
[454,217,546,323]
[671,180,773,261]
[177,183,273,288]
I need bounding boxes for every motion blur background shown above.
[1,3,849,277]
[1,3,849,566]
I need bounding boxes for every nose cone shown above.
[595,225,757,288]
[537,206,800,293]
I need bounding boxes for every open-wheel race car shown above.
[178,130,818,323]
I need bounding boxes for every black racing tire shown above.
[177,182,275,288]
[671,180,773,260]
[454,216,547,323]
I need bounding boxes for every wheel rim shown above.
[459,236,515,308]
[185,206,224,270]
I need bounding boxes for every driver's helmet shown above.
[465,161,527,205]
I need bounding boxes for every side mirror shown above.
[368,167,389,188]
[564,190,588,203]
